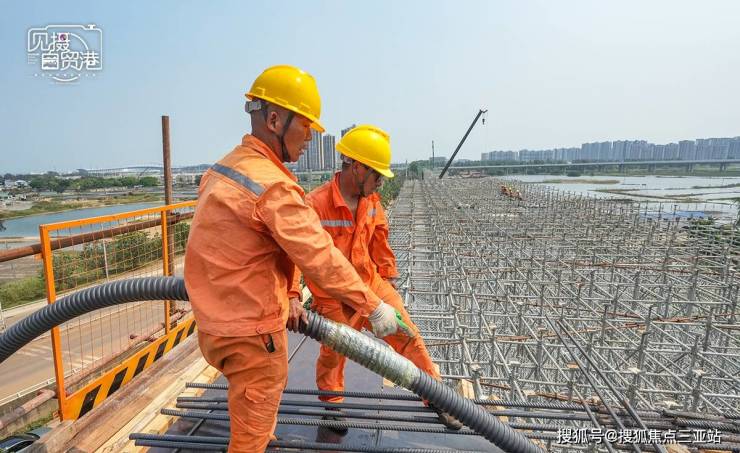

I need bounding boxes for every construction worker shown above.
[303,125,464,432]
[184,66,410,452]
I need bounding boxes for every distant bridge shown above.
[446,159,740,172]
[82,165,208,177]
[83,166,163,177]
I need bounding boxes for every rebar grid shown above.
[387,178,740,451]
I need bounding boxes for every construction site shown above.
[4,2,739,450]
[0,172,737,452]
[385,176,740,451]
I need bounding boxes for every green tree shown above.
[378,175,405,207]
[173,222,191,252]
[51,251,103,291]
[0,275,46,307]
[110,231,162,272]
[140,176,160,187]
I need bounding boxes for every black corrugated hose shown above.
[0,277,187,363]
[0,277,543,453]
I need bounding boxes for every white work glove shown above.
[368,301,414,338]
[368,302,398,338]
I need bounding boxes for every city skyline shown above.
[483,136,740,163]
[294,129,342,173]
[5,133,740,177]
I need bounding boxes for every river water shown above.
[2,175,739,238]
[0,202,161,239]
[502,175,740,220]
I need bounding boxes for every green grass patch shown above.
[100,193,162,204]
[0,275,46,308]
[11,411,55,436]
[0,221,190,309]
[378,175,405,207]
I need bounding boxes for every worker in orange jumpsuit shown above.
[184,66,411,452]
[303,125,464,432]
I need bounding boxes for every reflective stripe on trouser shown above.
[198,330,288,453]
[314,278,440,403]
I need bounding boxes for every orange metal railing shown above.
[37,201,196,419]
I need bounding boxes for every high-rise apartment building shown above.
[322,134,337,171]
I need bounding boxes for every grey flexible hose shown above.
[298,309,542,453]
[0,276,542,453]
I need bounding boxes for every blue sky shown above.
[1,0,739,173]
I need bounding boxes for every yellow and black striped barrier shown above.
[64,316,197,419]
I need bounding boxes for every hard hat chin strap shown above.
[352,162,374,198]
[277,110,295,162]
[250,99,295,162]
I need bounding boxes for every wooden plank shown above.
[75,340,204,452]
[30,335,201,453]
[455,379,475,399]
[96,356,218,452]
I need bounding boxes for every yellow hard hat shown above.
[336,125,395,178]
[246,65,325,132]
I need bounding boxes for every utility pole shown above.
[161,116,173,208]
[161,115,175,324]
[432,140,435,170]
[161,115,175,277]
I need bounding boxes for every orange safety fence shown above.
[37,200,196,419]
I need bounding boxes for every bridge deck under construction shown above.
[128,333,499,452]
[30,177,740,452]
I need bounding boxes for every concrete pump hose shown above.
[0,277,187,363]
[295,310,542,453]
[0,277,542,453]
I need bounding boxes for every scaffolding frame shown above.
[388,178,740,451]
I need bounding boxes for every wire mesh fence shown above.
[34,201,195,414]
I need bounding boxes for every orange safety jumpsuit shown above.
[304,173,441,403]
[184,136,381,452]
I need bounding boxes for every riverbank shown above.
[541,178,619,184]
[0,237,36,243]
[0,193,162,221]
[559,167,740,178]
[504,174,740,221]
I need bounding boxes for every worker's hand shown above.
[287,297,307,332]
[368,302,415,338]
[368,302,398,337]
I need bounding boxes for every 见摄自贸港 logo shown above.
[27,24,103,84]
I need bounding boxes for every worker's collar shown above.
[330,171,379,208]
[241,134,297,182]
[330,172,348,209]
